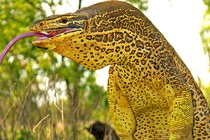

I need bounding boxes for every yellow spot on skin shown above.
[47,44,56,50]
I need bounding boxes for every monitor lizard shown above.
[29,1,210,140]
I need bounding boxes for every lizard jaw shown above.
[30,28,83,50]
[30,28,82,49]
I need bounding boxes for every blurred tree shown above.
[200,0,210,106]
[126,0,148,11]
[0,0,108,139]
[201,0,210,65]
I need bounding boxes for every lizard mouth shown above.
[34,28,80,41]
[29,27,84,50]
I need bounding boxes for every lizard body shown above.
[30,1,210,139]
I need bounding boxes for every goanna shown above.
[29,1,210,140]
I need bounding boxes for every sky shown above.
[43,0,210,89]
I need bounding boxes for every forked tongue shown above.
[0,32,49,64]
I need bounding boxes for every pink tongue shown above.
[0,32,49,64]
[48,30,64,37]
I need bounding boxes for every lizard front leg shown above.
[107,76,136,140]
[168,91,193,140]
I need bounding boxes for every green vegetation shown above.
[200,0,210,107]
[0,0,108,139]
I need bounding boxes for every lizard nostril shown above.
[39,22,44,27]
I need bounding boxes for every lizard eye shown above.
[61,17,68,23]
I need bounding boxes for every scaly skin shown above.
[30,1,210,140]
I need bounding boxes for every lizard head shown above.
[30,1,145,70]
[30,14,87,42]
[30,13,109,70]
